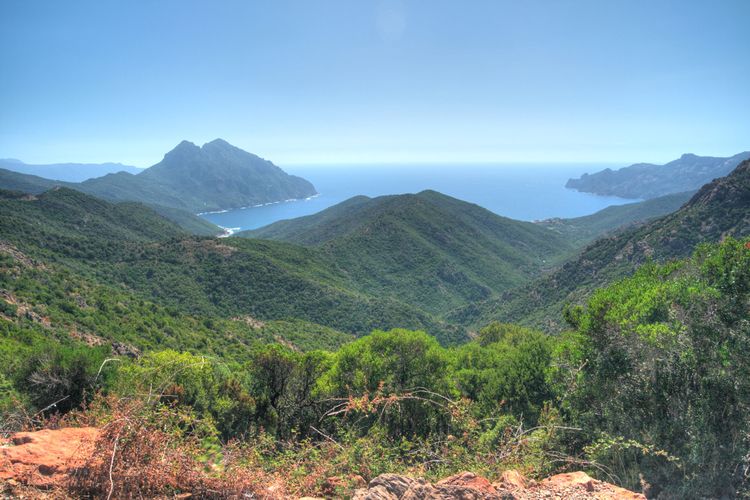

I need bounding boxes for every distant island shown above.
[565,151,750,199]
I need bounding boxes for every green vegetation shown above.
[0,169,221,235]
[0,186,460,343]
[2,161,749,497]
[7,236,747,496]
[561,238,750,496]
[537,190,694,246]
[244,190,576,315]
[454,158,750,331]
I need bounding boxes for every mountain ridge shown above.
[82,138,318,212]
[243,190,577,315]
[0,158,141,182]
[566,151,750,199]
[0,139,317,214]
[453,158,750,331]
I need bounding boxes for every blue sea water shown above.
[200,163,635,233]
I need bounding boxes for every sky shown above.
[1,0,748,167]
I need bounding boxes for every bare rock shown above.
[353,473,515,499]
[351,471,644,500]
[0,427,99,487]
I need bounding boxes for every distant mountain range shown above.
[453,158,750,331]
[0,158,141,182]
[566,151,750,199]
[0,139,317,234]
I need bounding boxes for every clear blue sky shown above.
[1,0,748,167]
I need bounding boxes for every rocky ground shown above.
[348,471,645,499]
[1,427,645,499]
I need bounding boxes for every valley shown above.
[2,3,748,495]
[0,150,748,498]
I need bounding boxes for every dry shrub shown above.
[67,395,276,499]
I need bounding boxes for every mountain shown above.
[565,151,750,199]
[0,139,317,214]
[80,139,317,212]
[0,158,141,182]
[0,167,59,193]
[0,189,354,359]
[451,158,750,331]
[0,186,460,344]
[536,190,695,246]
[0,168,220,236]
[0,187,187,247]
[243,190,576,315]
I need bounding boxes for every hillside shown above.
[0,158,141,182]
[0,167,61,194]
[566,151,750,199]
[0,139,316,223]
[0,168,220,236]
[452,158,750,330]
[537,190,694,246]
[243,190,576,314]
[0,187,460,344]
[2,175,748,498]
[0,187,188,247]
[81,139,317,212]
[4,240,746,497]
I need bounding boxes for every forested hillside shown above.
[452,159,750,331]
[3,229,747,497]
[1,162,748,498]
[537,190,694,246]
[0,187,461,344]
[244,190,576,314]
[0,169,221,235]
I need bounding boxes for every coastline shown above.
[197,193,320,216]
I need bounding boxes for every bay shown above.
[200,163,635,233]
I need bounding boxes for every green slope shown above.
[0,245,353,362]
[536,190,695,246]
[0,187,462,344]
[243,190,576,315]
[0,167,60,193]
[451,159,750,331]
[0,168,221,236]
[0,158,141,182]
[0,187,188,251]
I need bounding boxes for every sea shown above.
[199,163,635,233]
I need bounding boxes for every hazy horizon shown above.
[2,0,748,167]
[2,145,745,172]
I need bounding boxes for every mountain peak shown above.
[162,140,201,162]
[203,138,232,149]
[175,139,198,150]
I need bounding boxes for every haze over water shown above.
[201,163,634,232]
